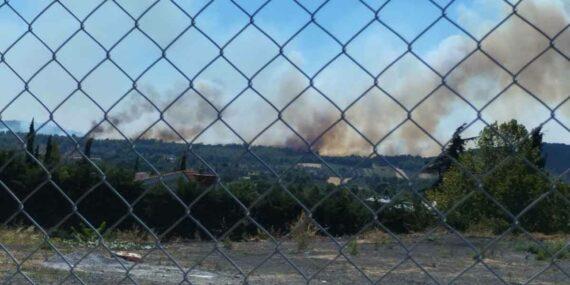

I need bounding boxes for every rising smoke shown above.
[277,0,569,156]
[90,81,220,141]
[92,0,569,156]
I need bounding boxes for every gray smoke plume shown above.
[90,0,569,156]
[90,81,220,141]
[270,0,569,156]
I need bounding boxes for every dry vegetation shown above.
[1,226,569,284]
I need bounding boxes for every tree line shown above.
[0,119,568,241]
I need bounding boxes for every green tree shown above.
[134,156,140,173]
[428,124,467,186]
[448,123,467,160]
[178,151,187,171]
[45,136,61,166]
[34,145,40,160]
[44,136,53,165]
[26,119,35,164]
[84,138,94,159]
[529,126,545,169]
[429,120,567,233]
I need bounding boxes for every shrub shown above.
[526,240,568,261]
[290,212,317,252]
[71,221,107,246]
[347,239,359,256]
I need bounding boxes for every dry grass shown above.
[289,212,317,252]
[1,229,568,284]
[110,227,154,244]
[0,226,44,246]
[361,229,391,250]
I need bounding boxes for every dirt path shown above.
[1,234,568,284]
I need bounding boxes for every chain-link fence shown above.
[0,0,569,284]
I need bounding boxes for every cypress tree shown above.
[84,138,94,159]
[34,145,40,160]
[134,156,140,173]
[82,138,95,165]
[529,126,545,169]
[44,136,61,166]
[179,152,187,171]
[51,141,61,165]
[26,119,35,163]
[44,136,54,165]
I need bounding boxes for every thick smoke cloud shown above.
[92,0,569,156]
[90,81,220,141]
[273,0,569,156]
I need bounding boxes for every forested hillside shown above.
[0,131,431,177]
[0,120,568,236]
[543,143,570,177]
[0,131,566,178]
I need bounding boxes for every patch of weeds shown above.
[222,238,234,250]
[516,240,569,261]
[193,230,202,241]
[347,239,359,256]
[363,229,389,251]
[427,234,437,242]
[238,227,265,242]
[0,226,43,246]
[466,217,509,236]
[253,228,272,241]
[373,240,385,251]
[107,227,154,250]
[112,226,153,244]
[58,223,154,250]
[290,212,317,252]
[71,222,107,246]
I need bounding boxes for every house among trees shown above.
[326,176,351,186]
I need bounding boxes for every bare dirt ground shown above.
[1,232,568,284]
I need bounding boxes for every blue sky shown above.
[0,0,568,155]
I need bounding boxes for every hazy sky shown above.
[0,0,568,156]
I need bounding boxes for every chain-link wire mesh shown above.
[0,0,568,284]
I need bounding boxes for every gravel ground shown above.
[1,233,568,284]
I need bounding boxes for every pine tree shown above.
[44,136,54,165]
[84,138,94,158]
[447,123,467,160]
[44,136,61,166]
[429,124,467,176]
[82,138,95,165]
[34,145,40,160]
[134,156,140,173]
[178,152,187,171]
[529,126,545,169]
[26,119,35,163]
[51,141,61,165]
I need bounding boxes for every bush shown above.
[290,212,317,252]
[517,240,569,261]
[347,239,359,256]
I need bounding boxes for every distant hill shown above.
[0,131,566,180]
[543,143,570,178]
[0,132,430,179]
[0,120,25,132]
[0,120,83,137]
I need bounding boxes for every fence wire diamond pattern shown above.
[0,0,569,284]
